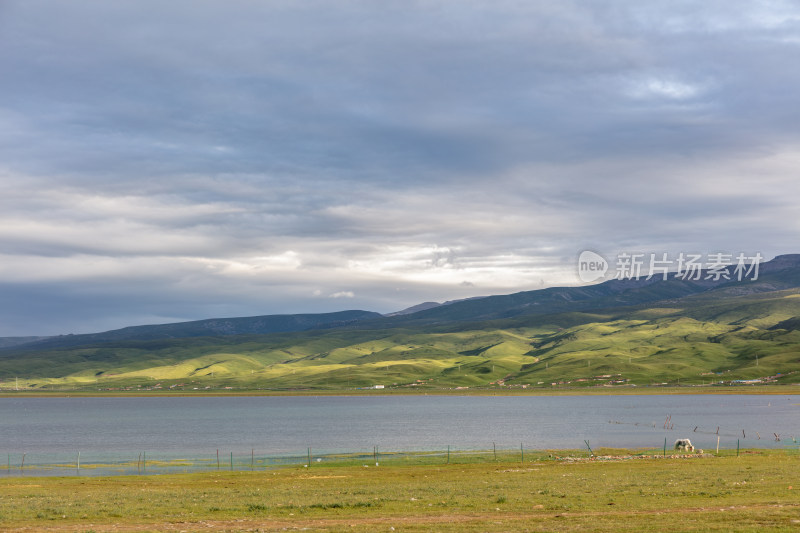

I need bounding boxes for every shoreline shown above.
[0,446,791,480]
[1,384,798,398]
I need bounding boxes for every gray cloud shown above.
[1,1,799,335]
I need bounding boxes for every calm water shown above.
[1,394,798,458]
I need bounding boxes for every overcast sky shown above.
[1,1,799,336]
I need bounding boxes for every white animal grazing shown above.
[674,438,694,452]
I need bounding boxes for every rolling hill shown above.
[2,255,800,391]
[5,310,382,351]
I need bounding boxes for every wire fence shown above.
[3,439,798,478]
[607,415,799,444]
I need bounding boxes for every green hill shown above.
[7,310,381,351]
[2,256,800,391]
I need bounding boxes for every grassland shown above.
[2,288,800,393]
[1,451,798,532]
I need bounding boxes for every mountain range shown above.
[2,254,800,391]
[7,310,381,351]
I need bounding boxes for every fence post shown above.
[493,442,497,461]
[447,445,450,464]
[663,438,666,457]
[520,443,524,463]
[308,447,312,466]
[737,439,740,457]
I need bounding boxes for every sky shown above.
[1,1,800,336]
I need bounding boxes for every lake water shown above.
[1,394,798,475]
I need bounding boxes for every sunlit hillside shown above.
[2,284,800,391]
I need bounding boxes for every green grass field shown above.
[1,451,798,532]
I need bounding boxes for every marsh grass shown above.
[1,450,798,531]
[7,445,798,478]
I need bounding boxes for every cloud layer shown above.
[1,1,799,335]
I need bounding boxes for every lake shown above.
[1,394,798,475]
